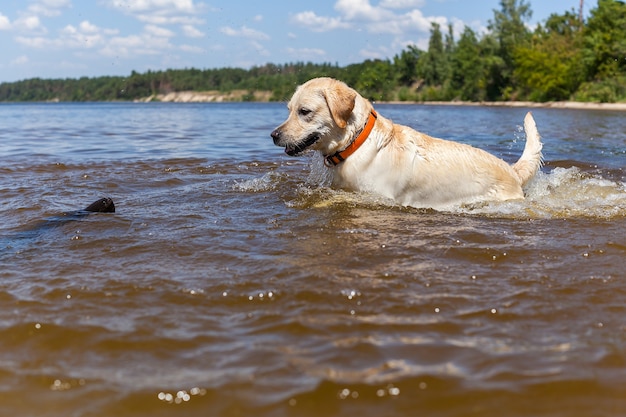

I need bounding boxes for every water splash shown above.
[464,167,626,219]
[279,158,626,219]
[233,171,285,193]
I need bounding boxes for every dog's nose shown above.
[271,128,282,145]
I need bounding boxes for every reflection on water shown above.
[0,103,625,417]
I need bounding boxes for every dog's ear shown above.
[323,81,356,129]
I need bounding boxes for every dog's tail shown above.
[512,112,543,187]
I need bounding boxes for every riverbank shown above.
[133,90,626,111]
[134,90,273,103]
[397,100,626,111]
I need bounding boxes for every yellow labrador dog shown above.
[271,77,543,210]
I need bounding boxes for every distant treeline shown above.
[1,0,625,103]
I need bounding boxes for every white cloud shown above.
[107,0,196,13]
[106,0,206,42]
[220,25,269,41]
[293,0,450,36]
[17,20,118,50]
[335,0,393,22]
[250,40,270,57]
[286,47,326,60]
[100,34,159,57]
[0,13,11,30]
[99,24,175,57]
[179,44,204,53]
[359,47,386,60]
[290,11,350,32]
[379,0,425,9]
[64,21,119,48]
[79,20,99,33]
[2,0,71,34]
[15,35,52,48]
[28,0,71,17]
[11,55,29,65]
[38,0,72,7]
[99,36,137,57]
[14,15,46,32]
[61,24,77,34]
[402,13,448,35]
[181,24,203,37]
[106,0,204,26]
[135,14,203,25]
[144,24,175,37]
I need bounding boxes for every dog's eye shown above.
[298,108,312,116]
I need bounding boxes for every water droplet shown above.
[339,388,350,399]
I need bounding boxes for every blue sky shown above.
[0,0,589,83]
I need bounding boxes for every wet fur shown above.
[271,77,543,210]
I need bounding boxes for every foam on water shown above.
[469,167,626,219]
[267,157,626,219]
[233,171,284,193]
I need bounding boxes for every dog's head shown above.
[271,77,358,156]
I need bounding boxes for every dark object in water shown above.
[82,197,115,214]
[2,197,116,253]
[51,197,115,223]
[36,196,116,226]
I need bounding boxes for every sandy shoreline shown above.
[382,100,626,111]
[133,90,626,111]
[135,90,273,103]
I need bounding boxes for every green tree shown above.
[574,0,626,102]
[451,27,485,100]
[488,0,533,98]
[420,22,449,86]
[476,34,506,100]
[351,59,395,101]
[582,0,626,80]
[514,11,584,101]
[393,45,422,85]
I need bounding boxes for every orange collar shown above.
[324,109,378,167]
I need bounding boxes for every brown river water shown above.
[1,102,625,416]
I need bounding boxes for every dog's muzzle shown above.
[271,129,320,156]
